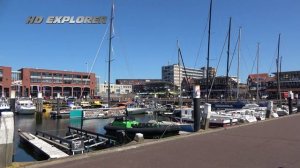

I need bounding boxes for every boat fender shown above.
[134,133,144,142]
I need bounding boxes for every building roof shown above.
[272,70,300,74]
[248,73,273,82]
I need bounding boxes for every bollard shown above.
[203,103,211,130]
[134,133,144,143]
[266,101,273,119]
[0,112,14,168]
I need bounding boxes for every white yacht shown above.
[275,107,289,116]
[224,109,257,123]
[242,103,266,121]
[127,103,150,115]
[0,97,10,112]
[209,111,239,126]
[172,107,194,123]
[15,98,36,115]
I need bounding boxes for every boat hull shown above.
[16,108,35,115]
[104,124,180,139]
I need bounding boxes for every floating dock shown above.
[19,131,69,159]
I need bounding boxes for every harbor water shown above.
[13,112,157,162]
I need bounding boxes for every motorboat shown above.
[172,107,194,123]
[209,111,239,127]
[42,101,52,113]
[15,98,36,115]
[275,107,289,116]
[126,103,150,115]
[104,117,180,139]
[0,97,10,112]
[242,103,266,121]
[80,101,91,108]
[224,109,257,123]
[50,105,82,118]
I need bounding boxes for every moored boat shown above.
[0,97,10,112]
[50,105,82,118]
[104,117,180,139]
[15,98,36,115]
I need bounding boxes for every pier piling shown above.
[266,101,272,119]
[193,85,201,132]
[36,92,43,112]
[297,98,300,113]
[9,90,16,112]
[193,98,201,132]
[288,91,293,115]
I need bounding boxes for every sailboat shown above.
[273,34,288,116]
[104,2,180,139]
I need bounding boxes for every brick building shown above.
[0,66,96,98]
[0,66,12,97]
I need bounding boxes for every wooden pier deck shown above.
[19,132,69,159]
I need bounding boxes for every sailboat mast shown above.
[206,0,213,103]
[237,27,241,99]
[226,17,231,101]
[177,40,182,109]
[277,33,282,107]
[256,43,260,102]
[107,1,114,107]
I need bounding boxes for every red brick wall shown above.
[19,68,96,96]
[0,66,12,96]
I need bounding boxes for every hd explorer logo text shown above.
[26,16,107,24]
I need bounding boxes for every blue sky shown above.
[0,0,299,83]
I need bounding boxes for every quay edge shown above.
[16,113,300,168]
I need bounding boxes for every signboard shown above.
[71,140,84,152]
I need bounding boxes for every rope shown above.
[194,11,209,68]
[80,24,110,97]
[159,123,175,139]
[208,32,228,99]
[228,35,239,73]
[268,45,278,74]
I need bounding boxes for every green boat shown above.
[104,117,180,139]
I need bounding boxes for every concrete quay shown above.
[22,114,300,168]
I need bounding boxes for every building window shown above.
[30,72,41,77]
[0,70,2,82]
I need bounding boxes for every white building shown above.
[162,64,205,87]
[99,84,132,94]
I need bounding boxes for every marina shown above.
[1,0,300,167]
[1,96,297,164]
